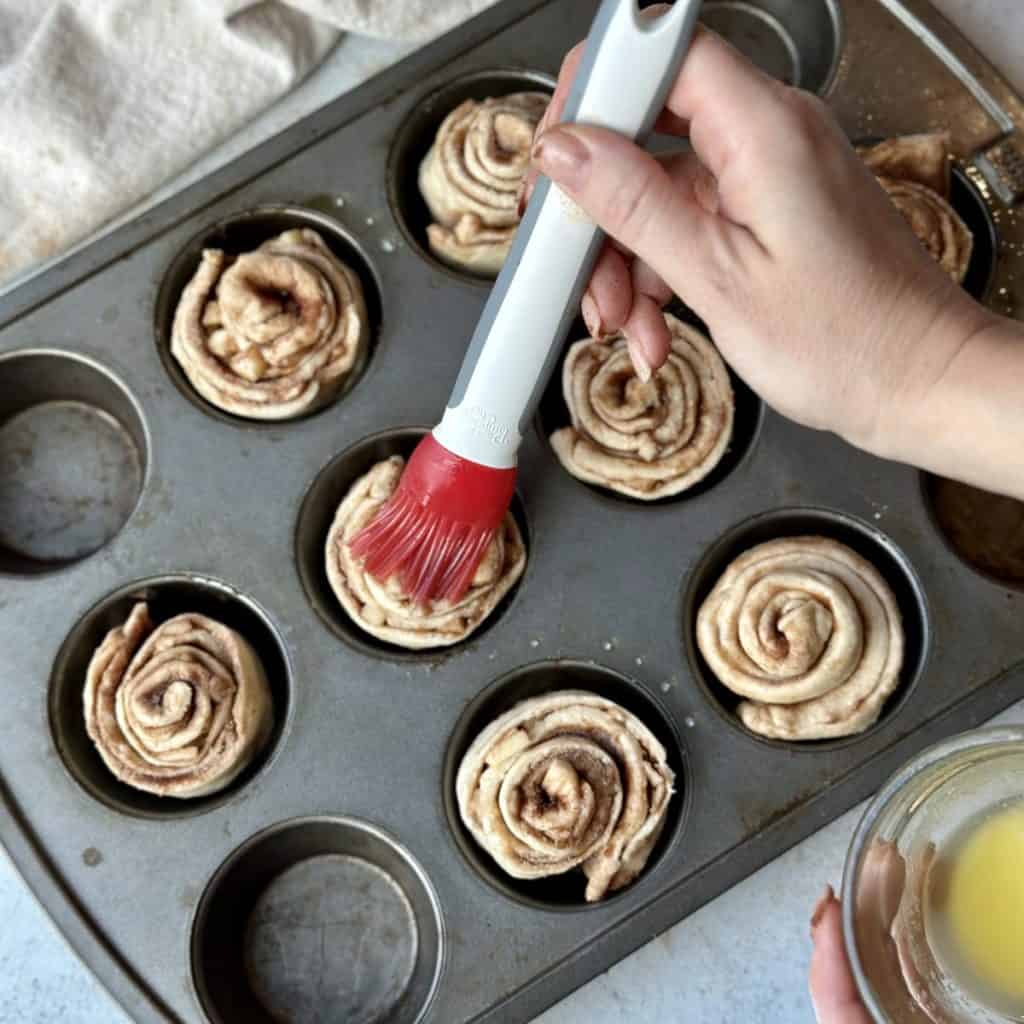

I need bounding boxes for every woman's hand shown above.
[528,26,1024,500]
[810,887,873,1024]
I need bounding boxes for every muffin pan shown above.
[2,1,1024,1022]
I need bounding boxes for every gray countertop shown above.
[2,1,1021,1021]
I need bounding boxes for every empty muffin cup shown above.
[683,508,929,751]
[0,350,147,576]
[922,474,1024,589]
[443,660,689,910]
[191,816,443,1024]
[49,574,291,818]
[699,0,842,94]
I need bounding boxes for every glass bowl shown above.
[842,727,1024,1023]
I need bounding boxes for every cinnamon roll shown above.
[550,314,734,499]
[326,456,526,649]
[419,92,548,274]
[879,179,973,283]
[860,133,952,197]
[696,537,905,741]
[83,603,274,797]
[456,690,674,902]
[171,228,369,419]
[859,134,973,283]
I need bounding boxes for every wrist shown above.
[853,290,998,468]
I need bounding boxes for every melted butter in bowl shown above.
[925,800,1024,1018]
[844,728,1024,1024]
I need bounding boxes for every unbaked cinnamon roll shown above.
[83,603,274,797]
[171,228,369,419]
[860,133,952,197]
[859,134,973,283]
[419,92,548,274]
[326,456,526,649]
[696,537,905,741]
[550,314,734,500]
[878,179,973,283]
[456,690,674,902]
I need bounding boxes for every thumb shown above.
[531,124,728,307]
[809,890,874,1024]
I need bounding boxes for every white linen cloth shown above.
[0,0,497,287]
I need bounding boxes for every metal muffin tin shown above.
[2,1,1023,1021]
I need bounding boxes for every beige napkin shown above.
[0,0,497,288]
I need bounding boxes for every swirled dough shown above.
[171,228,369,419]
[326,456,526,649]
[84,603,274,797]
[696,537,905,741]
[860,134,973,283]
[419,92,548,274]
[456,690,674,902]
[550,314,734,499]
[860,133,952,197]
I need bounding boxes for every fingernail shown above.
[627,339,652,383]
[810,884,834,935]
[581,293,605,338]
[532,127,590,190]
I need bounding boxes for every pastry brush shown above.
[351,0,703,604]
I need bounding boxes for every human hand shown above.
[810,886,874,1024]
[525,25,996,461]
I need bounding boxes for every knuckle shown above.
[702,241,736,303]
[759,87,833,167]
[700,225,747,307]
[777,87,829,136]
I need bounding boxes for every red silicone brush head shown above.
[349,434,517,605]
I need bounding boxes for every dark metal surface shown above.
[1,1,1023,1022]
[699,0,842,92]
[191,817,443,1024]
[0,350,148,574]
[244,856,417,1023]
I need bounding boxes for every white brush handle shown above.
[433,0,702,470]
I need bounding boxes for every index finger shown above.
[519,42,584,203]
[525,4,682,199]
[662,27,796,178]
[527,25,791,207]
[547,4,678,133]
[546,41,584,130]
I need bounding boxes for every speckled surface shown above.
[2,2,1022,1022]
